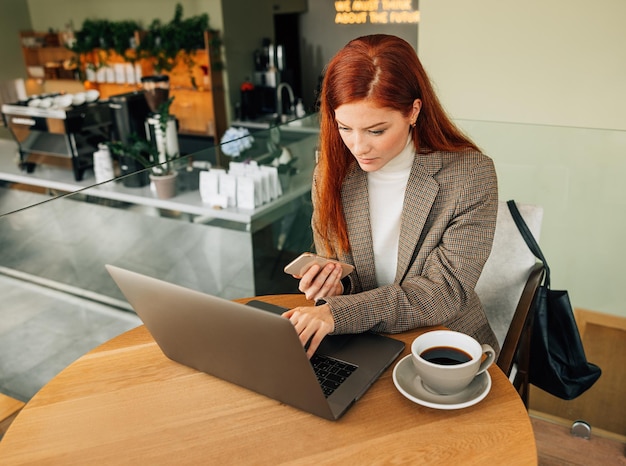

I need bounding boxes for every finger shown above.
[301,263,322,284]
[291,315,316,348]
[306,290,321,302]
[284,308,310,334]
[306,331,325,358]
[284,309,318,350]
[303,265,333,298]
[324,266,340,289]
[284,307,305,323]
[298,265,322,296]
[313,265,342,301]
[315,263,338,285]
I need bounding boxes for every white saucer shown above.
[392,355,491,410]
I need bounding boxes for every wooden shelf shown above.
[19,31,76,80]
[17,30,227,141]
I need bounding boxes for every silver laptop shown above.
[106,264,404,421]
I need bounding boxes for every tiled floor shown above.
[0,273,141,402]
[0,247,300,404]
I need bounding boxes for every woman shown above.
[284,34,499,358]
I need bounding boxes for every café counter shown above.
[0,127,318,302]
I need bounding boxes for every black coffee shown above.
[420,346,472,365]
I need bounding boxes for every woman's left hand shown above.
[282,304,335,358]
[296,262,344,301]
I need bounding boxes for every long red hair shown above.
[315,34,478,256]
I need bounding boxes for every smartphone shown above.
[283,253,354,279]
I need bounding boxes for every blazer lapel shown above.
[341,165,378,290]
[395,152,442,282]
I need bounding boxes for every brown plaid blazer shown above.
[313,149,500,352]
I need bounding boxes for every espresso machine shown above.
[109,91,151,143]
[109,84,179,184]
[253,38,282,89]
[108,90,152,186]
[1,95,112,181]
[240,38,290,119]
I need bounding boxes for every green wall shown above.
[0,0,31,80]
[0,0,32,139]
[26,0,223,32]
[420,0,626,319]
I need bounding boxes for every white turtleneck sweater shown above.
[367,137,415,286]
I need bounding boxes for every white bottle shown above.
[93,143,114,184]
[295,98,306,118]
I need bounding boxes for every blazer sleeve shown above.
[323,154,498,336]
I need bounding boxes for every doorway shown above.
[274,13,302,102]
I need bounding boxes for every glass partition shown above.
[0,113,320,215]
[454,119,626,317]
[0,114,320,309]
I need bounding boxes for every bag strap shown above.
[506,200,551,287]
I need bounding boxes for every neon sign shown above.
[335,0,420,25]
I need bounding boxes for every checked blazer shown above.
[313,149,500,353]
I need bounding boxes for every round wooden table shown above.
[0,294,537,465]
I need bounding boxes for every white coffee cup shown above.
[71,92,86,106]
[85,89,100,103]
[411,330,495,395]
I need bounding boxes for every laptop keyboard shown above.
[310,354,358,397]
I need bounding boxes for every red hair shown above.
[315,34,478,256]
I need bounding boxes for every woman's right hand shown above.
[296,262,344,301]
[282,303,335,357]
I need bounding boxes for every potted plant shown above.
[69,19,141,82]
[137,3,209,89]
[138,3,208,72]
[106,133,156,184]
[67,19,107,79]
[109,20,141,60]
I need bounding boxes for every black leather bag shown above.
[507,200,602,400]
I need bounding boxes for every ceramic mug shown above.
[411,330,495,395]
